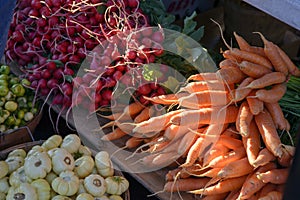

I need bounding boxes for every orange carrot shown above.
[132,109,184,134]
[242,120,261,166]
[257,183,277,199]
[221,126,240,139]
[257,168,290,184]
[125,136,143,149]
[233,31,266,57]
[246,90,264,115]
[134,106,153,123]
[187,72,218,82]
[182,123,227,167]
[178,90,231,109]
[206,146,246,168]
[219,59,239,69]
[255,109,283,158]
[278,147,293,167]
[202,143,230,166]
[239,60,272,79]
[165,168,182,181]
[225,189,240,200]
[259,191,283,200]
[276,45,300,77]
[238,162,277,199]
[194,167,223,178]
[188,175,248,195]
[216,66,247,85]
[170,105,239,126]
[222,49,273,69]
[236,101,253,137]
[143,93,188,105]
[179,80,232,94]
[245,72,286,89]
[217,134,243,150]
[201,192,229,200]
[164,177,210,192]
[217,157,254,179]
[178,129,201,157]
[120,101,145,119]
[252,148,276,168]
[232,77,254,102]
[255,32,289,76]
[252,83,287,103]
[265,102,287,130]
[101,127,128,141]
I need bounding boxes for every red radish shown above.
[102,90,113,101]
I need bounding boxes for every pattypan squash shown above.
[6,183,38,200]
[42,135,63,150]
[77,179,87,195]
[51,195,72,200]
[84,174,106,197]
[95,196,110,200]
[45,172,58,185]
[109,195,123,200]
[24,152,52,179]
[0,192,5,200]
[0,177,9,194]
[76,193,94,200]
[7,149,26,158]
[51,148,75,175]
[74,156,94,178]
[31,179,51,200]
[105,176,129,195]
[78,145,92,157]
[51,170,79,196]
[5,156,24,174]
[9,166,32,187]
[61,134,81,154]
[0,161,9,179]
[27,145,46,157]
[95,151,114,177]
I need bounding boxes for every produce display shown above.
[99,30,300,199]
[0,134,129,200]
[0,64,39,133]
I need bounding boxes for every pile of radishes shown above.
[5,0,169,116]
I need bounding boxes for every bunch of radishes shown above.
[5,0,169,116]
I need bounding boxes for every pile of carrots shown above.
[99,31,300,199]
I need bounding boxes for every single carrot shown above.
[188,175,248,195]
[233,31,266,57]
[187,72,218,82]
[238,162,277,199]
[194,167,223,178]
[278,147,293,167]
[255,109,283,158]
[225,189,240,200]
[222,49,273,69]
[259,191,283,200]
[265,102,287,130]
[256,183,277,199]
[217,157,254,179]
[216,66,247,85]
[125,136,144,149]
[231,77,254,102]
[170,105,239,126]
[143,93,188,105]
[163,177,210,192]
[257,168,290,184]
[201,192,229,200]
[242,120,261,166]
[254,32,289,76]
[179,80,232,94]
[119,101,145,120]
[246,90,264,115]
[133,106,153,123]
[236,101,253,137]
[178,90,231,109]
[276,45,300,77]
[221,126,240,139]
[219,59,239,69]
[217,134,243,150]
[245,72,286,89]
[132,109,184,134]
[239,60,272,79]
[252,148,276,168]
[252,83,287,103]
[101,127,128,141]
[178,129,201,156]
[206,146,246,168]
[147,137,170,153]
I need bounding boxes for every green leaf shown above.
[65,75,73,83]
[142,64,163,81]
[190,26,205,42]
[161,76,180,92]
[47,59,63,67]
[182,11,197,35]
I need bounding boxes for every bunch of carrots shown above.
[99,29,300,199]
